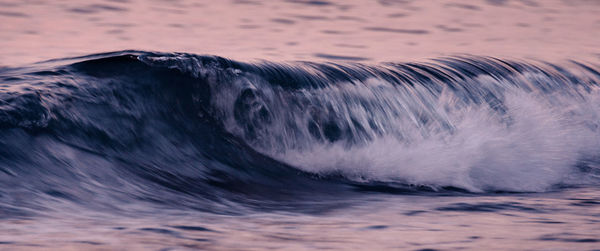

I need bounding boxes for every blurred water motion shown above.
[1,0,600,250]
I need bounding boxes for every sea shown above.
[1,0,600,250]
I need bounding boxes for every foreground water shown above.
[1,1,600,250]
[3,188,600,250]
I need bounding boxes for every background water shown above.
[1,0,599,65]
[1,0,600,250]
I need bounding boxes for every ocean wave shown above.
[1,51,600,215]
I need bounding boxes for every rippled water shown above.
[1,0,600,250]
[1,0,599,65]
[4,188,600,250]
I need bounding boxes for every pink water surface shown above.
[0,0,599,66]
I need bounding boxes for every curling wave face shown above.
[1,51,600,215]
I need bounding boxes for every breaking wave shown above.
[1,51,600,215]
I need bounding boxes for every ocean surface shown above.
[1,0,600,250]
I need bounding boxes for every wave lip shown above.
[153,52,600,192]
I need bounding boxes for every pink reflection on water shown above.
[0,0,599,66]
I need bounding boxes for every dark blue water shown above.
[1,51,600,249]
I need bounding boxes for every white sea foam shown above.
[211,68,600,192]
[276,84,600,192]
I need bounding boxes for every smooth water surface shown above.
[1,0,599,65]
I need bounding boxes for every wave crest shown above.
[1,51,600,209]
[138,53,600,192]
